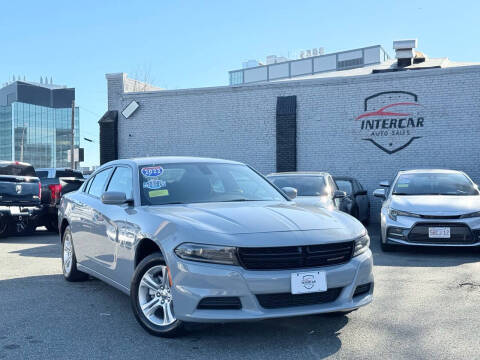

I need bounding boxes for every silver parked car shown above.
[374,169,480,252]
[266,172,347,211]
[59,157,373,337]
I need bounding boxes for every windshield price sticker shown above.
[143,179,166,190]
[141,166,164,178]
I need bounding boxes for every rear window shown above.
[56,170,84,179]
[35,171,49,178]
[0,163,36,177]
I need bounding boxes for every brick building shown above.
[100,40,480,220]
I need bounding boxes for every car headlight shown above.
[174,243,239,265]
[460,211,480,219]
[353,233,370,257]
[388,208,421,221]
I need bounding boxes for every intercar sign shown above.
[356,91,425,154]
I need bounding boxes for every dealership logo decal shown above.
[301,275,316,289]
[355,91,424,154]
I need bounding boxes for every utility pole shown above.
[71,100,75,169]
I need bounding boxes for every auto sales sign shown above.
[356,91,425,154]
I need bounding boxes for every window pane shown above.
[88,168,113,197]
[107,167,133,198]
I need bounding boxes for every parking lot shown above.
[0,226,479,360]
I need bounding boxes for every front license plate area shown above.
[428,227,450,239]
[291,271,327,294]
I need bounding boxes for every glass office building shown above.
[0,81,79,168]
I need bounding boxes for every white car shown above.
[374,169,480,251]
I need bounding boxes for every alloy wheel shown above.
[138,265,176,326]
[63,233,73,275]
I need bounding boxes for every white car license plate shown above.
[428,227,450,239]
[291,271,327,294]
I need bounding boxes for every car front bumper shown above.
[381,211,480,247]
[169,250,373,323]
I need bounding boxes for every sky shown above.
[1,0,479,166]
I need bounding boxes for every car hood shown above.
[390,195,480,215]
[143,201,362,235]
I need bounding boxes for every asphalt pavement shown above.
[1,226,479,360]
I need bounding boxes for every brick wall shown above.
[106,67,480,221]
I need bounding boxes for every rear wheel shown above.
[0,219,9,238]
[131,253,184,337]
[46,219,59,233]
[62,226,88,281]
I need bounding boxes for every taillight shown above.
[38,182,42,200]
[48,184,62,204]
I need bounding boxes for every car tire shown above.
[380,240,396,252]
[131,252,185,337]
[46,219,59,233]
[62,226,88,282]
[0,219,9,238]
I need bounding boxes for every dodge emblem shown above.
[15,184,22,194]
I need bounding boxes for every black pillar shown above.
[276,96,297,172]
[98,110,118,165]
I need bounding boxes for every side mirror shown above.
[379,180,390,187]
[333,190,347,199]
[373,188,386,199]
[355,190,367,196]
[102,191,128,205]
[282,187,298,199]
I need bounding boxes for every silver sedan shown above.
[59,157,373,337]
[374,169,480,251]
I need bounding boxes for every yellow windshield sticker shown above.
[397,184,409,188]
[149,189,169,197]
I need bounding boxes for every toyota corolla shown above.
[374,169,480,251]
[58,157,373,337]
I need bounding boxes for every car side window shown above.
[88,168,113,198]
[84,177,93,192]
[107,166,133,199]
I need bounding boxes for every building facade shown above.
[101,42,480,221]
[0,81,79,168]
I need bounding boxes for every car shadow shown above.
[368,224,480,267]
[0,274,347,359]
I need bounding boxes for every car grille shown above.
[237,242,354,270]
[256,288,342,309]
[408,223,475,244]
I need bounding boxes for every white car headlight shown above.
[388,208,421,221]
[174,243,239,265]
[353,233,370,257]
[460,211,480,219]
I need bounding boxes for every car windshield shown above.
[392,173,479,196]
[268,175,328,196]
[139,163,286,205]
[335,180,353,195]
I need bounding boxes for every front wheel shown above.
[380,239,397,252]
[131,253,184,337]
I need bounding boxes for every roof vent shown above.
[393,39,417,67]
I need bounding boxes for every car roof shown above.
[103,156,244,167]
[398,169,465,175]
[267,171,330,177]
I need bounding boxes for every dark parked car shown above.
[36,168,84,232]
[0,161,42,237]
[333,176,370,224]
